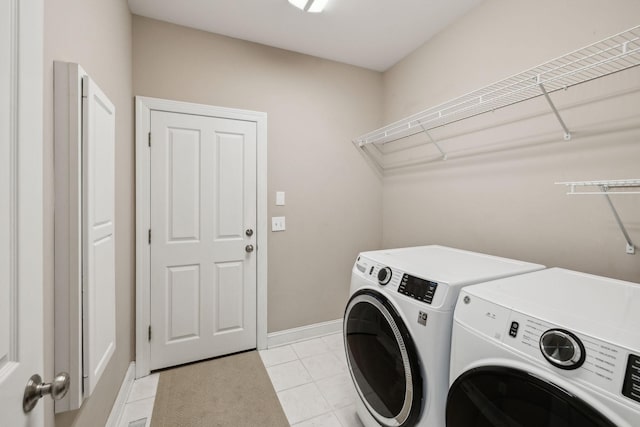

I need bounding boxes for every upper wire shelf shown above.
[354,25,640,147]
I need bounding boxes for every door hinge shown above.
[148,325,152,341]
[81,75,88,98]
[148,229,151,244]
[148,132,151,147]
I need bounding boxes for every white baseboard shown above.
[267,318,343,348]
[106,362,136,427]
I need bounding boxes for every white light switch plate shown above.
[272,216,286,232]
[276,191,285,206]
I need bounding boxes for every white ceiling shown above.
[128,0,481,72]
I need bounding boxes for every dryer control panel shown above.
[352,255,450,308]
[398,274,438,304]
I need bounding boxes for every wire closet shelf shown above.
[354,25,640,147]
[556,179,640,195]
[555,179,640,254]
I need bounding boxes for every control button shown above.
[509,321,519,338]
[417,312,427,326]
[369,266,375,275]
[539,329,585,370]
[377,267,392,286]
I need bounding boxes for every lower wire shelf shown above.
[556,179,640,254]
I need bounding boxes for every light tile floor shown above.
[117,332,363,427]
[118,373,159,427]
[260,333,363,427]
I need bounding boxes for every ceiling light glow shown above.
[288,0,328,13]
[307,0,328,13]
[288,0,307,10]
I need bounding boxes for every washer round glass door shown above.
[446,367,616,427]
[344,289,423,427]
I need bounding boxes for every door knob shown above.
[23,372,70,413]
[245,244,254,253]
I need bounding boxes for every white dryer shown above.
[448,268,640,427]
[344,245,544,427]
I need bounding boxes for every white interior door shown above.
[81,75,116,396]
[149,110,257,370]
[0,0,44,424]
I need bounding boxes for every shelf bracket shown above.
[600,185,636,254]
[538,81,571,141]
[420,125,447,160]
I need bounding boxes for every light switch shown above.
[272,216,286,232]
[276,191,285,206]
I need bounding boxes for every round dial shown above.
[539,329,585,370]
[377,267,392,286]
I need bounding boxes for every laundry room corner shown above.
[12,0,638,425]
[380,0,640,284]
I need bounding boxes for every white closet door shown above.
[0,0,44,422]
[82,75,116,397]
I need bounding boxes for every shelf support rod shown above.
[600,185,635,254]
[538,81,572,141]
[419,125,447,160]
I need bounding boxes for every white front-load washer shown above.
[344,245,544,427]
[448,268,640,427]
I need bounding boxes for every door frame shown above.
[134,96,268,378]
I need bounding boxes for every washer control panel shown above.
[398,274,438,304]
[456,292,640,406]
[353,255,449,307]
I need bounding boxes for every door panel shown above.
[150,111,257,370]
[215,261,244,333]
[91,236,116,372]
[215,132,245,238]
[167,265,200,342]
[168,128,200,241]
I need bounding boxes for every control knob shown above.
[377,267,392,286]
[539,329,585,370]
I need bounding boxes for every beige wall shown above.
[132,16,383,332]
[381,0,640,282]
[39,2,638,424]
[44,0,134,426]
